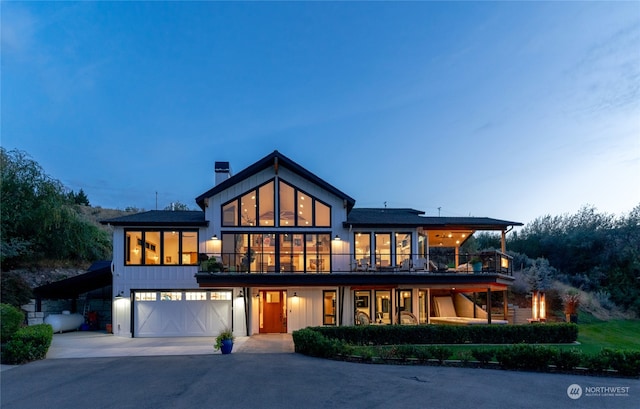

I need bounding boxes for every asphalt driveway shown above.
[2,353,637,409]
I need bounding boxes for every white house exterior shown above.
[102,151,522,338]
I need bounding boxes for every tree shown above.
[0,148,111,268]
[524,258,555,292]
[68,188,90,206]
[163,201,192,211]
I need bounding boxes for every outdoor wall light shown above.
[114,291,125,299]
[333,235,341,241]
[238,289,244,298]
[211,234,218,240]
[293,292,298,297]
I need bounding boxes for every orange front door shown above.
[261,290,286,333]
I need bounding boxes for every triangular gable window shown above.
[220,179,331,227]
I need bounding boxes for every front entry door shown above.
[261,290,286,333]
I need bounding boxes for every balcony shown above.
[196,250,513,276]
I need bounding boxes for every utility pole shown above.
[155,192,158,210]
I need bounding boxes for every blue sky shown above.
[3,1,639,224]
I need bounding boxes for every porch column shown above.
[487,288,492,324]
[503,290,508,323]
[501,230,506,253]
[472,292,477,318]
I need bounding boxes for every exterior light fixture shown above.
[114,291,125,299]
[238,289,244,298]
[211,234,218,240]
[333,235,341,241]
[293,292,298,297]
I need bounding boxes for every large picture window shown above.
[125,230,198,266]
[221,179,330,228]
[220,232,330,273]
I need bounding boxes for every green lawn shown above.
[407,317,640,358]
[575,318,640,354]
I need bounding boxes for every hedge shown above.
[311,323,578,345]
[292,326,639,377]
[1,324,54,365]
[1,303,24,342]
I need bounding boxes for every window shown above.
[375,233,392,268]
[125,230,199,266]
[397,289,413,324]
[354,233,371,269]
[135,292,157,301]
[279,180,331,227]
[185,292,208,301]
[210,291,232,301]
[323,290,337,325]
[221,232,330,273]
[222,179,331,228]
[354,290,371,324]
[395,233,412,267]
[374,290,391,324]
[160,292,182,301]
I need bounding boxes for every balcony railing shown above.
[197,250,513,276]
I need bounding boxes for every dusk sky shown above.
[3,2,639,225]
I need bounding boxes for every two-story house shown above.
[102,151,522,338]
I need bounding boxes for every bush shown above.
[1,303,24,342]
[428,346,453,364]
[313,323,578,345]
[471,348,496,365]
[292,328,346,358]
[602,349,640,377]
[552,348,582,371]
[495,344,555,371]
[583,352,610,372]
[2,324,53,365]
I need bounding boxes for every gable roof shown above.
[345,208,522,230]
[195,150,356,211]
[100,210,207,227]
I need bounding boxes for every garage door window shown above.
[160,292,182,301]
[185,292,208,301]
[135,292,157,301]
[210,291,232,300]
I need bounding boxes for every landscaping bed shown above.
[292,325,640,378]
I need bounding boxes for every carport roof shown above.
[33,260,112,300]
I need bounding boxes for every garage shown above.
[133,290,232,337]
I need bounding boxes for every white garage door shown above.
[134,290,232,337]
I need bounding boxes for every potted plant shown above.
[563,291,580,323]
[214,328,235,354]
[470,256,482,273]
[203,256,224,273]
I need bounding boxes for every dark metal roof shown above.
[345,208,523,230]
[33,261,112,300]
[195,150,356,211]
[100,210,207,227]
[195,272,514,290]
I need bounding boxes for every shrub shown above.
[1,303,24,342]
[292,328,346,358]
[552,348,582,371]
[312,323,577,345]
[2,324,53,365]
[428,346,452,364]
[583,351,610,372]
[471,348,496,365]
[602,349,640,377]
[496,344,554,371]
